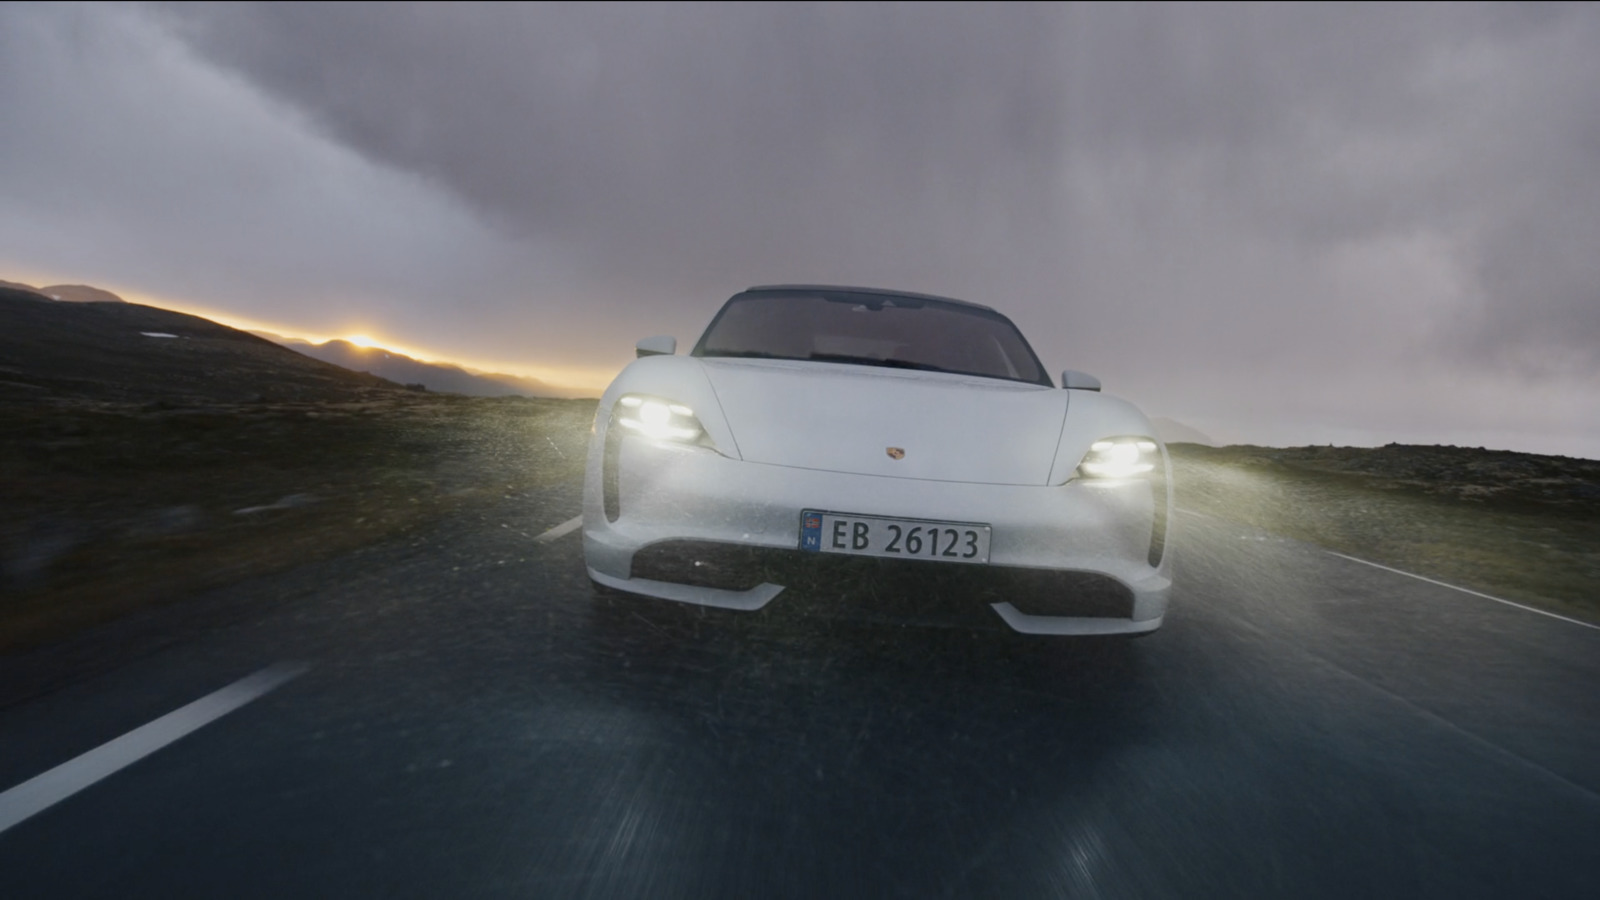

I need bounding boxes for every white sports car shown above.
[582,285,1172,636]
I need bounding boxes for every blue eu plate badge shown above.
[800,511,823,551]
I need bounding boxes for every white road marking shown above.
[0,661,308,835]
[534,515,583,544]
[1325,552,1599,632]
[1177,508,1598,632]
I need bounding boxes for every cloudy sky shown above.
[3,2,1598,456]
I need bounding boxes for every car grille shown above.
[629,540,1136,620]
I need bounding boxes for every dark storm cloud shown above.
[0,2,538,344]
[155,2,1600,376]
[5,2,1596,452]
[156,3,1070,291]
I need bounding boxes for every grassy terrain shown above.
[0,393,596,653]
[6,396,1597,652]
[1170,443,1600,623]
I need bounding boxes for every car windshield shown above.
[692,290,1053,387]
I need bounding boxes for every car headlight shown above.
[613,394,705,442]
[1077,436,1159,479]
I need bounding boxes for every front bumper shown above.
[582,432,1171,635]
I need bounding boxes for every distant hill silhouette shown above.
[41,284,127,303]
[0,279,45,296]
[1150,417,1216,446]
[0,280,126,303]
[1,275,594,400]
[266,335,594,399]
[0,285,396,403]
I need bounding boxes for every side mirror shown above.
[636,335,677,358]
[1061,369,1101,391]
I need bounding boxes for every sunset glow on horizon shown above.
[100,284,615,394]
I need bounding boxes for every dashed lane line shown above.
[1175,508,1598,633]
[0,661,309,835]
[534,515,583,544]
[1325,551,1599,632]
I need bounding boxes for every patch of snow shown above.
[140,332,179,339]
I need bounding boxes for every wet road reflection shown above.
[1,495,1596,898]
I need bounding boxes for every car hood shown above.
[700,358,1069,485]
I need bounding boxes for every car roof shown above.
[742,284,995,312]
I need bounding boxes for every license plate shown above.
[799,510,991,564]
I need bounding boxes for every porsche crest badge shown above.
[886,447,905,460]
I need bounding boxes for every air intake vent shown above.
[629,541,1136,619]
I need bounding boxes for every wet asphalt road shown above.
[1,478,1597,899]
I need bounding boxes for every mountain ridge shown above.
[260,333,595,399]
[0,279,127,303]
[0,285,396,403]
[0,275,593,399]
